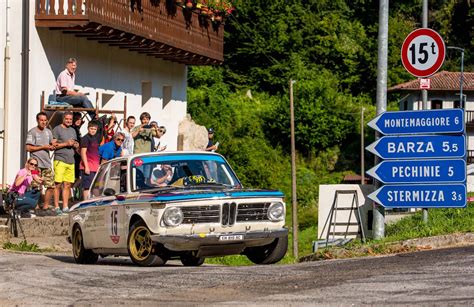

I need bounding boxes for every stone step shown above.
[0,215,69,239]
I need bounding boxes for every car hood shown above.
[137,188,285,203]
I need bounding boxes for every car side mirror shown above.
[103,188,116,196]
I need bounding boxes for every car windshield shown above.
[130,154,241,192]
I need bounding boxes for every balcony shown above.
[35,0,224,65]
[466,111,474,129]
[468,150,474,164]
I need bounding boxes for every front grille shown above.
[236,203,270,222]
[181,205,220,224]
[221,202,237,226]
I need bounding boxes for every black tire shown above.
[127,219,167,267]
[72,225,98,264]
[245,235,288,265]
[180,253,205,266]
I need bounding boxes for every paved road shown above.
[0,245,473,305]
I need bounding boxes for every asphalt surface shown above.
[0,245,473,305]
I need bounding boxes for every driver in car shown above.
[150,164,173,187]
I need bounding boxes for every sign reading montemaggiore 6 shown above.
[368,109,464,135]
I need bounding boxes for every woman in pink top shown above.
[8,158,44,216]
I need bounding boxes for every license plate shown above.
[219,235,243,241]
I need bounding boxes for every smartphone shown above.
[215,141,220,147]
[142,125,152,129]
[31,170,40,175]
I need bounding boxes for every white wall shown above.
[0,0,188,184]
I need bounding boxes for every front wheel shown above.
[180,253,205,266]
[127,220,167,267]
[245,235,288,265]
[72,225,98,264]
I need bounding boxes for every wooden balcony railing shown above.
[468,150,474,164]
[35,0,224,65]
[466,111,474,129]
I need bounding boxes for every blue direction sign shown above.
[366,135,465,160]
[368,184,466,208]
[368,109,464,135]
[366,159,466,184]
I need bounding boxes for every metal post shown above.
[373,0,389,239]
[289,79,298,259]
[2,0,10,189]
[421,0,429,224]
[361,107,365,185]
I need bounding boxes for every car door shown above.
[84,163,110,248]
[100,160,129,249]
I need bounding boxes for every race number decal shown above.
[109,207,120,244]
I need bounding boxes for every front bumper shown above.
[150,228,288,253]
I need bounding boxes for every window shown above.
[431,100,442,109]
[163,85,172,109]
[401,100,408,110]
[103,161,123,195]
[453,100,461,109]
[91,164,110,198]
[142,81,152,107]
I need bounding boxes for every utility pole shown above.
[421,0,429,224]
[289,79,298,259]
[373,0,389,239]
[361,107,365,185]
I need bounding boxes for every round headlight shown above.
[267,202,285,222]
[162,207,184,227]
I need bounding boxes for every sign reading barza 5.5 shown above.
[367,159,466,184]
[366,134,465,160]
[401,28,445,78]
[368,184,466,208]
[368,109,464,135]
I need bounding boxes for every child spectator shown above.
[80,121,101,199]
[104,114,117,143]
[122,116,138,156]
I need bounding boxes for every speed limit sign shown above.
[401,28,445,78]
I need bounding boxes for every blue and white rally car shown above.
[68,152,288,266]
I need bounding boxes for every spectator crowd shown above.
[5,57,218,219]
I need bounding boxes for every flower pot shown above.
[175,0,184,6]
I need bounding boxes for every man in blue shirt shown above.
[99,132,124,163]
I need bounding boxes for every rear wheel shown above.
[180,253,205,266]
[127,220,167,266]
[72,225,98,264]
[245,235,288,265]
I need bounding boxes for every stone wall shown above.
[0,216,69,240]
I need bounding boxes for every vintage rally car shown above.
[68,152,288,266]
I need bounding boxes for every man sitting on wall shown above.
[55,58,96,119]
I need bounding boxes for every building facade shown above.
[0,0,224,184]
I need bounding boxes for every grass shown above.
[3,240,42,252]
